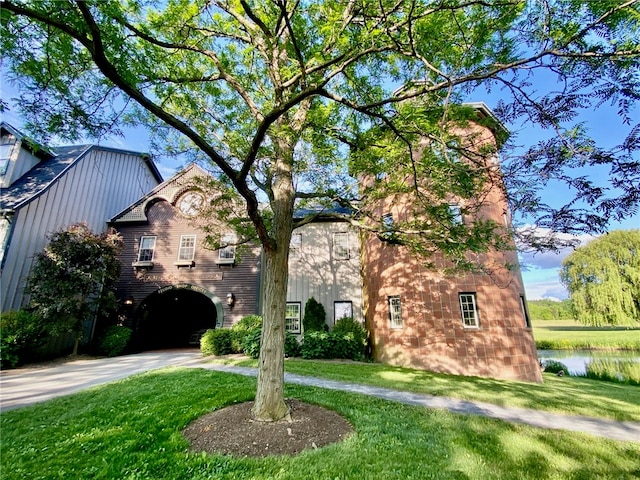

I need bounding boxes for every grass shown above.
[532,320,640,350]
[2,367,639,480]
[214,357,640,423]
[586,359,640,386]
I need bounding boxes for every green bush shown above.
[301,331,335,359]
[302,320,368,361]
[541,359,570,376]
[201,329,234,356]
[0,310,46,368]
[231,315,262,353]
[303,297,327,333]
[284,331,301,357]
[243,328,262,359]
[333,317,367,359]
[99,325,132,357]
[242,328,301,359]
[585,359,640,386]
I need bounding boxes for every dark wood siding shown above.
[115,199,260,329]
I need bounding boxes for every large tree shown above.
[2,0,639,420]
[560,229,640,326]
[25,224,123,355]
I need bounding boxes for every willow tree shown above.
[560,230,640,326]
[2,0,639,420]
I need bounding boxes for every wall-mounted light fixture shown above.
[226,293,235,307]
[123,296,134,307]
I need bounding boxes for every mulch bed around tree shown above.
[183,399,354,458]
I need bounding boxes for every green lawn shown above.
[532,320,640,350]
[215,357,640,422]
[1,368,639,480]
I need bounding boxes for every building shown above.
[286,209,364,334]
[361,104,542,382]
[109,164,261,350]
[0,122,162,314]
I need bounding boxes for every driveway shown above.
[0,349,203,411]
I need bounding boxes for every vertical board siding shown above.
[1,148,159,312]
[288,222,364,328]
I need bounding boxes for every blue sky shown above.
[2,81,638,301]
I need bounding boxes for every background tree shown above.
[2,0,639,420]
[527,299,575,321]
[26,224,123,355]
[560,230,640,326]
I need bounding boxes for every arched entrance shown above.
[133,284,223,350]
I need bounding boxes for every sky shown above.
[1,79,638,302]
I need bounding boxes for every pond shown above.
[537,350,640,376]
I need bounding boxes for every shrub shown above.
[242,328,301,359]
[243,328,262,359]
[284,331,301,357]
[231,315,262,353]
[301,331,334,359]
[0,310,46,368]
[303,297,327,333]
[99,325,132,357]
[541,359,570,376]
[333,317,368,359]
[201,329,234,356]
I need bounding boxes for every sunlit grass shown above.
[1,368,638,480]
[533,320,640,350]
[212,357,640,422]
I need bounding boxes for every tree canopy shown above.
[560,229,640,326]
[3,0,639,420]
[25,224,123,355]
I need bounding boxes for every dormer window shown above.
[0,141,14,176]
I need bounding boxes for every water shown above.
[537,350,640,376]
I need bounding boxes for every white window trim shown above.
[449,204,463,225]
[459,293,479,328]
[286,302,301,333]
[333,232,350,260]
[217,233,236,264]
[290,233,302,252]
[388,296,402,329]
[137,235,156,263]
[176,234,196,263]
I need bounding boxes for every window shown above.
[290,233,302,251]
[449,204,463,224]
[218,233,236,263]
[137,236,156,262]
[177,235,196,262]
[0,144,13,175]
[388,296,402,329]
[286,302,301,333]
[333,232,350,260]
[520,295,531,328]
[334,301,353,324]
[382,213,394,229]
[459,293,479,328]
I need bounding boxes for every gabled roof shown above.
[0,127,163,212]
[110,163,208,224]
[0,144,92,211]
[0,122,56,160]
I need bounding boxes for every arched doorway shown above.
[133,284,223,350]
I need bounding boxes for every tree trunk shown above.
[251,132,296,421]
[252,245,291,421]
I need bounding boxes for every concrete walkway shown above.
[1,351,639,442]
